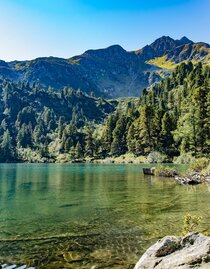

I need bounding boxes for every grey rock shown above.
[175,173,210,185]
[134,233,210,269]
[175,176,202,185]
[143,167,155,175]
[205,176,210,184]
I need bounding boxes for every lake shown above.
[0,163,209,268]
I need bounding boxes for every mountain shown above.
[146,37,210,69]
[0,61,209,163]
[0,36,209,98]
[68,45,151,97]
[135,36,179,61]
[135,36,194,61]
[0,46,153,98]
[176,36,193,46]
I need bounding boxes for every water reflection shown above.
[0,163,209,268]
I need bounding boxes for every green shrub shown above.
[201,164,210,176]
[155,165,177,177]
[174,152,195,164]
[181,213,202,235]
[147,151,167,163]
[189,157,209,172]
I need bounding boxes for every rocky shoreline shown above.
[143,167,210,185]
[175,173,210,185]
[134,233,210,269]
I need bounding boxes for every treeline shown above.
[0,81,114,162]
[0,61,209,162]
[99,62,210,160]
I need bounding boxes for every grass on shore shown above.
[154,165,178,177]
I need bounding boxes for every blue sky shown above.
[0,0,209,61]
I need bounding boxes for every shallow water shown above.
[0,163,209,268]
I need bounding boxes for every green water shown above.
[0,163,210,268]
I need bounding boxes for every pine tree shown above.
[69,146,75,159]
[135,105,154,155]
[173,103,197,155]
[64,137,73,153]
[101,113,118,154]
[33,120,46,146]
[193,86,209,154]
[206,91,210,154]
[160,112,175,156]
[111,115,127,156]
[126,123,136,154]
[0,129,13,162]
[85,127,95,157]
[75,142,83,159]
[16,123,33,148]
[58,116,65,139]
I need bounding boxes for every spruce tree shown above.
[0,129,13,162]
[160,112,175,156]
[64,137,74,153]
[75,141,83,159]
[85,127,95,157]
[58,116,65,139]
[69,146,76,160]
[101,113,118,154]
[135,105,153,155]
[126,123,136,154]
[111,115,127,156]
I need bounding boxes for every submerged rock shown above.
[134,233,210,269]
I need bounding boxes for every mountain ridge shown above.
[0,36,209,98]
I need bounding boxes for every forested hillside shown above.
[96,62,210,161]
[0,61,209,163]
[0,82,115,162]
[121,62,210,158]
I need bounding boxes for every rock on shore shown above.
[134,233,210,269]
[175,173,210,185]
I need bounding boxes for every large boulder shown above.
[134,233,210,269]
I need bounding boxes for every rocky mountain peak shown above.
[150,36,177,54]
[177,36,194,45]
[136,36,178,61]
[83,44,126,58]
[0,36,209,98]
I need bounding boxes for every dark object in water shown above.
[143,167,155,175]
[59,203,80,208]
